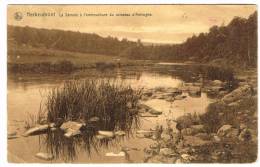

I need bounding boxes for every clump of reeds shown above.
[45,79,142,131]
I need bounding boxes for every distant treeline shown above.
[8,60,75,73]
[8,11,257,67]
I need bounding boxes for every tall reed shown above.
[45,79,142,131]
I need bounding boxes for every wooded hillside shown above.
[8,11,257,68]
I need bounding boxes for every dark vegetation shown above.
[8,11,257,68]
[45,79,142,131]
[8,60,75,73]
[201,96,257,134]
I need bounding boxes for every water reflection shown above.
[40,122,138,162]
[8,64,230,163]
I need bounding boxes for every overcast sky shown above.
[8,5,256,44]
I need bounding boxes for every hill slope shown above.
[8,11,257,68]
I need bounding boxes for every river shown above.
[8,63,216,163]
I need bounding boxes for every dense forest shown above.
[8,11,257,68]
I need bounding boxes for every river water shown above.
[8,64,216,163]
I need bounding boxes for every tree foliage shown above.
[8,11,257,68]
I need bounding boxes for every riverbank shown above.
[141,68,257,163]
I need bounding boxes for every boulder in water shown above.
[105,151,125,157]
[98,130,114,138]
[35,152,54,161]
[23,124,49,137]
[60,121,84,138]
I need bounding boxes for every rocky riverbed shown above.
[140,69,257,163]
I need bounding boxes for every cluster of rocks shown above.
[142,123,211,163]
[141,79,228,102]
[143,122,256,163]
[15,116,128,161]
[142,78,257,163]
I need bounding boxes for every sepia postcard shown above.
[6,4,257,163]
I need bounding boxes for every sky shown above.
[8,5,257,44]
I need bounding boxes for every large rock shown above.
[60,121,84,138]
[211,80,223,86]
[98,131,114,138]
[35,152,54,161]
[23,124,49,137]
[217,125,239,138]
[222,85,252,104]
[105,151,125,157]
[217,125,232,137]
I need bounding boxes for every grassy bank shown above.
[8,44,154,73]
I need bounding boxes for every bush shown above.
[200,101,239,133]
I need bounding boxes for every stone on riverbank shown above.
[35,152,54,161]
[222,85,252,104]
[105,151,125,157]
[217,125,239,138]
[217,125,232,137]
